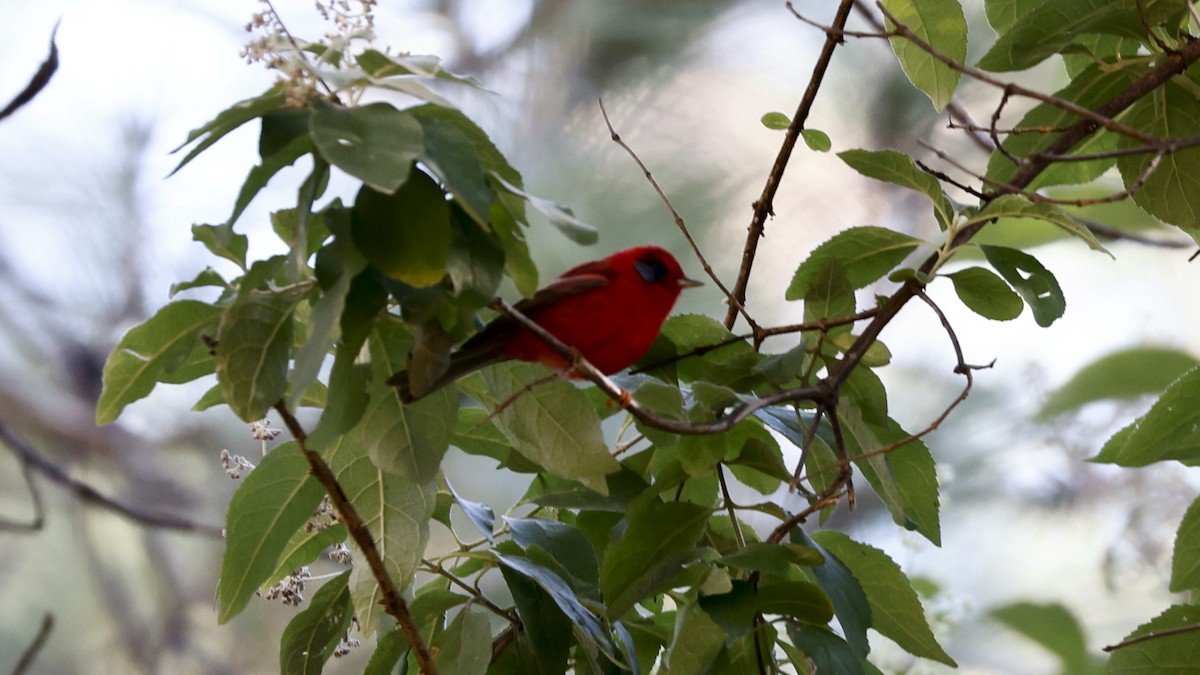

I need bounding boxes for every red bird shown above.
[390,245,701,402]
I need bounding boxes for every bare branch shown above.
[11,614,54,675]
[0,20,59,121]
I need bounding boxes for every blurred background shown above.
[0,1,1196,673]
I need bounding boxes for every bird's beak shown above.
[678,277,704,289]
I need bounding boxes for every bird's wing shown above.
[459,271,611,352]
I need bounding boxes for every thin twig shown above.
[11,614,53,675]
[273,403,439,675]
[0,422,222,537]
[0,20,59,121]
[725,0,857,329]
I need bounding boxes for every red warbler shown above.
[390,245,701,402]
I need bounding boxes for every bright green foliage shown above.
[1108,605,1200,673]
[94,1,1200,672]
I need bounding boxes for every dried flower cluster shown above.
[263,567,311,606]
[219,448,255,480]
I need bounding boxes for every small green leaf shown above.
[813,531,956,666]
[945,267,1024,321]
[981,245,1065,327]
[793,529,871,660]
[838,149,953,227]
[309,100,422,193]
[96,300,221,424]
[279,570,353,675]
[192,222,248,270]
[761,112,791,129]
[600,500,711,618]
[720,542,824,575]
[352,169,452,288]
[1040,347,1200,418]
[664,601,726,674]
[214,287,304,422]
[1172,496,1200,592]
[1092,366,1200,467]
[1118,80,1200,231]
[169,267,228,298]
[471,362,620,494]
[802,128,832,152]
[977,0,1150,72]
[227,128,314,229]
[506,517,600,590]
[1108,605,1200,673]
[758,580,836,624]
[883,0,966,111]
[217,442,324,623]
[449,480,496,543]
[786,226,922,301]
[493,175,597,245]
[432,607,491,675]
[802,261,856,331]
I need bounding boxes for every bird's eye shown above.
[634,258,669,283]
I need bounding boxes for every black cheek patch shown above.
[634,258,669,283]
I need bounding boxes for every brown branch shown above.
[0,21,59,122]
[0,421,222,537]
[724,0,857,329]
[273,403,439,675]
[11,614,53,675]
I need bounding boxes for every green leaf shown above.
[1108,605,1200,673]
[978,0,1150,72]
[719,542,824,576]
[981,245,1065,327]
[96,300,221,424]
[324,433,436,632]
[357,323,457,483]
[761,112,791,129]
[976,195,1111,255]
[169,267,228,298]
[432,607,491,675]
[793,529,872,660]
[945,267,1024,321]
[663,601,726,674]
[192,222,249,270]
[984,0,1045,32]
[492,175,598,245]
[1093,366,1200,466]
[448,480,496,543]
[170,85,287,175]
[787,625,864,675]
[288,262,361,412]
[757,580,836,624]
[506,517,600,591]
[471,362,620,494]
[309,100,422,194]
[802,261,856,330]
[452,407,541,473]
[214,287,304,422]
[985,65,1141,189]
[279,570,353,675]
[802,128,832,152]
[227,124,314,229]
[838,149,953,227]
[1040,346,1200,417]
[499,564,573,674]
[352,169,452,288]
[1172,495,1200,592]
[991,602,1100,673]
[217,442,324,623]
[786,225,922,301]
[1118,80,1200,231]
[813,531,956,667]
[883,0,966,111]
[600,500,711,619]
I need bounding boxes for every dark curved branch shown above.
[0,20,59,122]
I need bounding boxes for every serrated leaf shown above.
[358,324,457,483]
[214,287,304,422]
[793,529,872,660]
[169,267,228,298]
[324,433,436,632]
[976,194,1111,255]
[786,226,923,300]
[719,542,824,576]
[432,607,491,675]
[1172,496,1200,592]
[472,362,620,494]
[600,500,711,618]
[758,580,835,624]
[1108,604,1200,673]
[309,100,422,193]
[217,442,324,623]
[981,245,1065,327]
[1040,346,1200,417]
[945,267,1024,321]
[493,175,597,245]
[192,222,248,269]
[1092,366,1200,466]
[96,300,220,424]
[1118,80,1200,231]
[883,0,966,111]
[813,531,956,667]
[978,0,1150,72]
[279,570,353,675]
[838,149,953,227]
